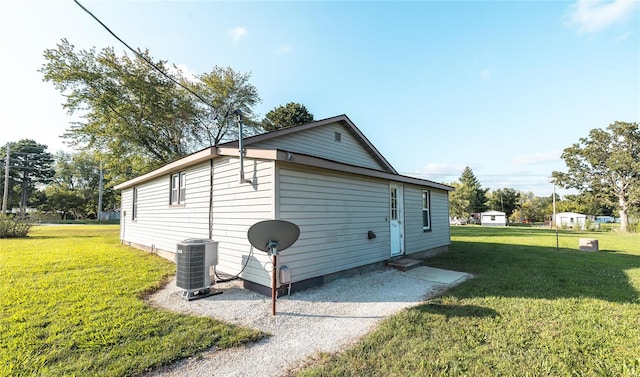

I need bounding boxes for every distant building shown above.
[480,210,507,226]
[554,212,587,228]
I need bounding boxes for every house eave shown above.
[114,146,453,192]
[113,147,217,190]
[273,151,453,191]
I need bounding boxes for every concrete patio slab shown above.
[403,266,471,285]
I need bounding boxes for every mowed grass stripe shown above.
[297,226,640,377]
[0,225,264,377]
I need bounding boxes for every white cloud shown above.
[512,151,562,165]
[228,27,248,41]
[480,68,491,80]
[565,0,639,34]
[275,44,292,55]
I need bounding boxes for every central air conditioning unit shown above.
[175,239,221,301]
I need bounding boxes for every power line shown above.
[73,0,216,113]
[402,172,555,178]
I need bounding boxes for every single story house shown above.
[554,212,587,228]
[480,210,507,226]
[114,115,454,295]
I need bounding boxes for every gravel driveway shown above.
[143,266,470,377]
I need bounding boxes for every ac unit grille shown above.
[176,244,207,290]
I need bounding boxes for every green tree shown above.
[40,39,199,180]
[552,121,640,232]
[183,66,262,146]
[521,193,549,223]
[448,167,488,222]
[262,102,314,131]
[448,181,472,220]
[46,151,117,218]
[459,167,488,213]
[0,140,54,214]
[555,192,615,216]
[487,188,519,217]
[40,187,85,220]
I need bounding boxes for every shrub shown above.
[0,214,33,238]
[584,218,594,231]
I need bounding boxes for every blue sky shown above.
[1,0,638,196]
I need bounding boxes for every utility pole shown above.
[552,182,556,228]
[97,161,103,221]
[2,145,9,214]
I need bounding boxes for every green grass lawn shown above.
[297,226,640,377]
[0,225,264,377]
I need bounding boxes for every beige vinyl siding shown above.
[276,165,390,283]
[403,185,451,254]
[120,162,211,253]
[251,122,385,171]
[211,157,275,287]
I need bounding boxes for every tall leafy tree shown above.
[0,140,54,213]
[552,121,640,232]
[41,39,199,180]
[181,66,262,147]
[262,102,314,131]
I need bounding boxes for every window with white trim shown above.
[422,190,431,231]
[170,172,186,205]
[132,187,138,220]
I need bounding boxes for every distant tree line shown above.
[449,122,639,232]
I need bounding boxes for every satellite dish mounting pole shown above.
[247,220,300,316]
[267,240,278,315]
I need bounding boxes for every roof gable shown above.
[114,114,454,192]
[221,115,397,174]
[556,212,586,217]
[481,210,506,216]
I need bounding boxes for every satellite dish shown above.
[247,219,300,316]
[248,220,300,254]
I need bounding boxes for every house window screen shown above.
[170,172,186,205]
[422,190,431,230]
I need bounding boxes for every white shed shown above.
[480,210,507,226]
[554,212,587,228]
[114,115,454,295]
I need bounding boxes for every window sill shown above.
[422,228,432,232]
